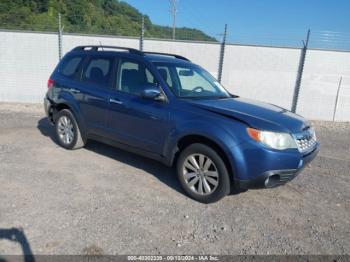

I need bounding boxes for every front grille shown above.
[294,127,317,154]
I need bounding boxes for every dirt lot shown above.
[0,103,349,255]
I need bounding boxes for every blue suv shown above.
[44,45,319,203]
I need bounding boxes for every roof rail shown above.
[72,45,190,61]
[143,51,190,61]
[72,45,142,55]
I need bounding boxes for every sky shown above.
[122,0,350,49]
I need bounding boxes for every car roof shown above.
[70,45,192,65]
[143,54,191,64]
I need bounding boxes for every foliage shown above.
[0,0,216,41]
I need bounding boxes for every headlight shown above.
[247,128,297,150]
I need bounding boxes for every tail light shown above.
[47,79,54,89]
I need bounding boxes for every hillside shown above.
[0,0,216,41]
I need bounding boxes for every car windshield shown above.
[153,62,231,99]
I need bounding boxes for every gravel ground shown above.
[0,102,349,256]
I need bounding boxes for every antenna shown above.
[99,41,104,51]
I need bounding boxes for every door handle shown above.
[69,88,80,94]
[109,98,123,105]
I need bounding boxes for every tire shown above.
[54,109,85,150]
[176,143,231,203]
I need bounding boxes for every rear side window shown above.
[59,56,83,79]
[82,57,113,87]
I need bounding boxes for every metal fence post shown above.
[291,29,310,113]
[58,13,63,60]
[217,24,227,83]
[140,16,145,51]
[333,76,343,122]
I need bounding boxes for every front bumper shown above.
[232,142,320,190]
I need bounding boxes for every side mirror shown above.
[141,86,165,101]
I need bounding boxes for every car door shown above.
[106,58,170,155]
[76,55,115,136]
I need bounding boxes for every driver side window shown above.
[117,59,158,96]
[176,67,215,92]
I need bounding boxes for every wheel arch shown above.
[171,134,235,184]
[51,100,87,139]
[52,102,75,121]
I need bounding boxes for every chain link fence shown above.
[0,12,349,121]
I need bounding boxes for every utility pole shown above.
[170,0,177,40]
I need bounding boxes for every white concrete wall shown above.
[0,30,349,121]
[0,31,140,103]
[144,39,220,77]
[0,31,58,102]
[221,45,301,110]
[297,50,350,121]
[61,34,140,54]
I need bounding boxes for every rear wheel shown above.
[176,143,231,203]
[54,109,85,150]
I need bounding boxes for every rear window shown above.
[59,56,83,79]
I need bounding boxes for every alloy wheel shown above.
[57,116,74,145]
[182,153,219,195]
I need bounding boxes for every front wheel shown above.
[176,143,231,203]
[54,109,85,150]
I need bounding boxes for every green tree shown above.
[0,0,217,42]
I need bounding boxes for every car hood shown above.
[188,97,309,133]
